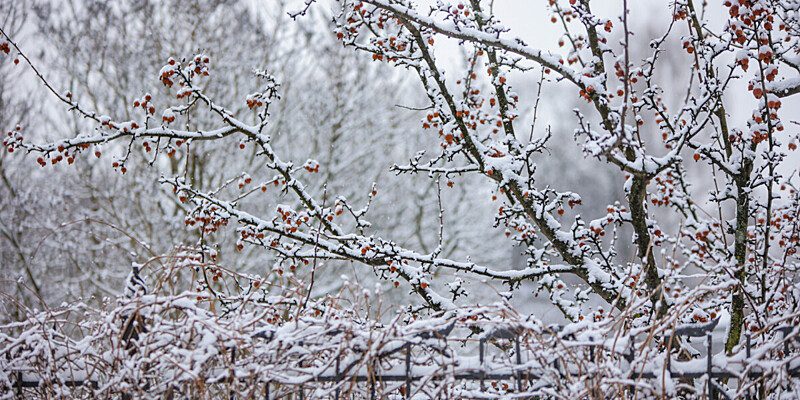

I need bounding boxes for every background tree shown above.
[1,0,509,318]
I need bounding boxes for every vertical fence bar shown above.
[334,353,341,400]
[588,336,595,399]
[628,334,635,363]
[745,334,751,400]
[553,358,561,379]
[783,329,790,354]
[264,381,270,400]
[299,385,304,400]
[626,333,635,399]
[479,338,486,391]
[783,329,790,375]
[707,333,715,400]
[230,347,236,400]
[665,337,671,374]
[16,371,22,399]
[405,343,411,399]
[515,336,523,393]
[746,333,752,359]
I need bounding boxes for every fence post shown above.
[16,371,22,399]
[230,347,236,400]
[264,381,270,400]
[628,334,635,363]
[625,333,635,398]
[515,335,523,393]
[405,343,412,399]
[479,338,486,391]
[707,333,715,400]
[588,336,595,398]
[783,328,789,354]
[665,336,671,374]
[745,334,751,400]
[745,333,751,359]
[334,352,341,400]
[783,328,790,375]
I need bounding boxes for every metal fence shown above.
[9,320,800,399]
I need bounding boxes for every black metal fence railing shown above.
[9,320,800,399]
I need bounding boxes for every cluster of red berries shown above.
[162,109,176,124]
[0,41,17,63]
[626,274,640,289]
[209,268,226,283]
[116,121,140,133]
[3,125,23,153]
[548,0,576,23]
[422,111,442,130]
[373,36,408,53]
[691,309,719,324]
[447,3,472,17]
[240,227,266,241]
[160,59,178,87]
[36,143,81,167]
[133,93,156,115]
[505,217,537,242]
[276,206,309,235]
[651,174,677,207]
[351,2,383,29]
[175,86,192,100]
[184,204,228,234]
[238,174,252,189]
[587,223,606,237]
[303,159,320,173]
[158,54,210,89]
[673,7,688,21]
[190,54,210,77]
[589,308,607,322]
[567,198,582,208]
[245,94,265,110]
[98,115,114,130]
[110,161,127,174]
